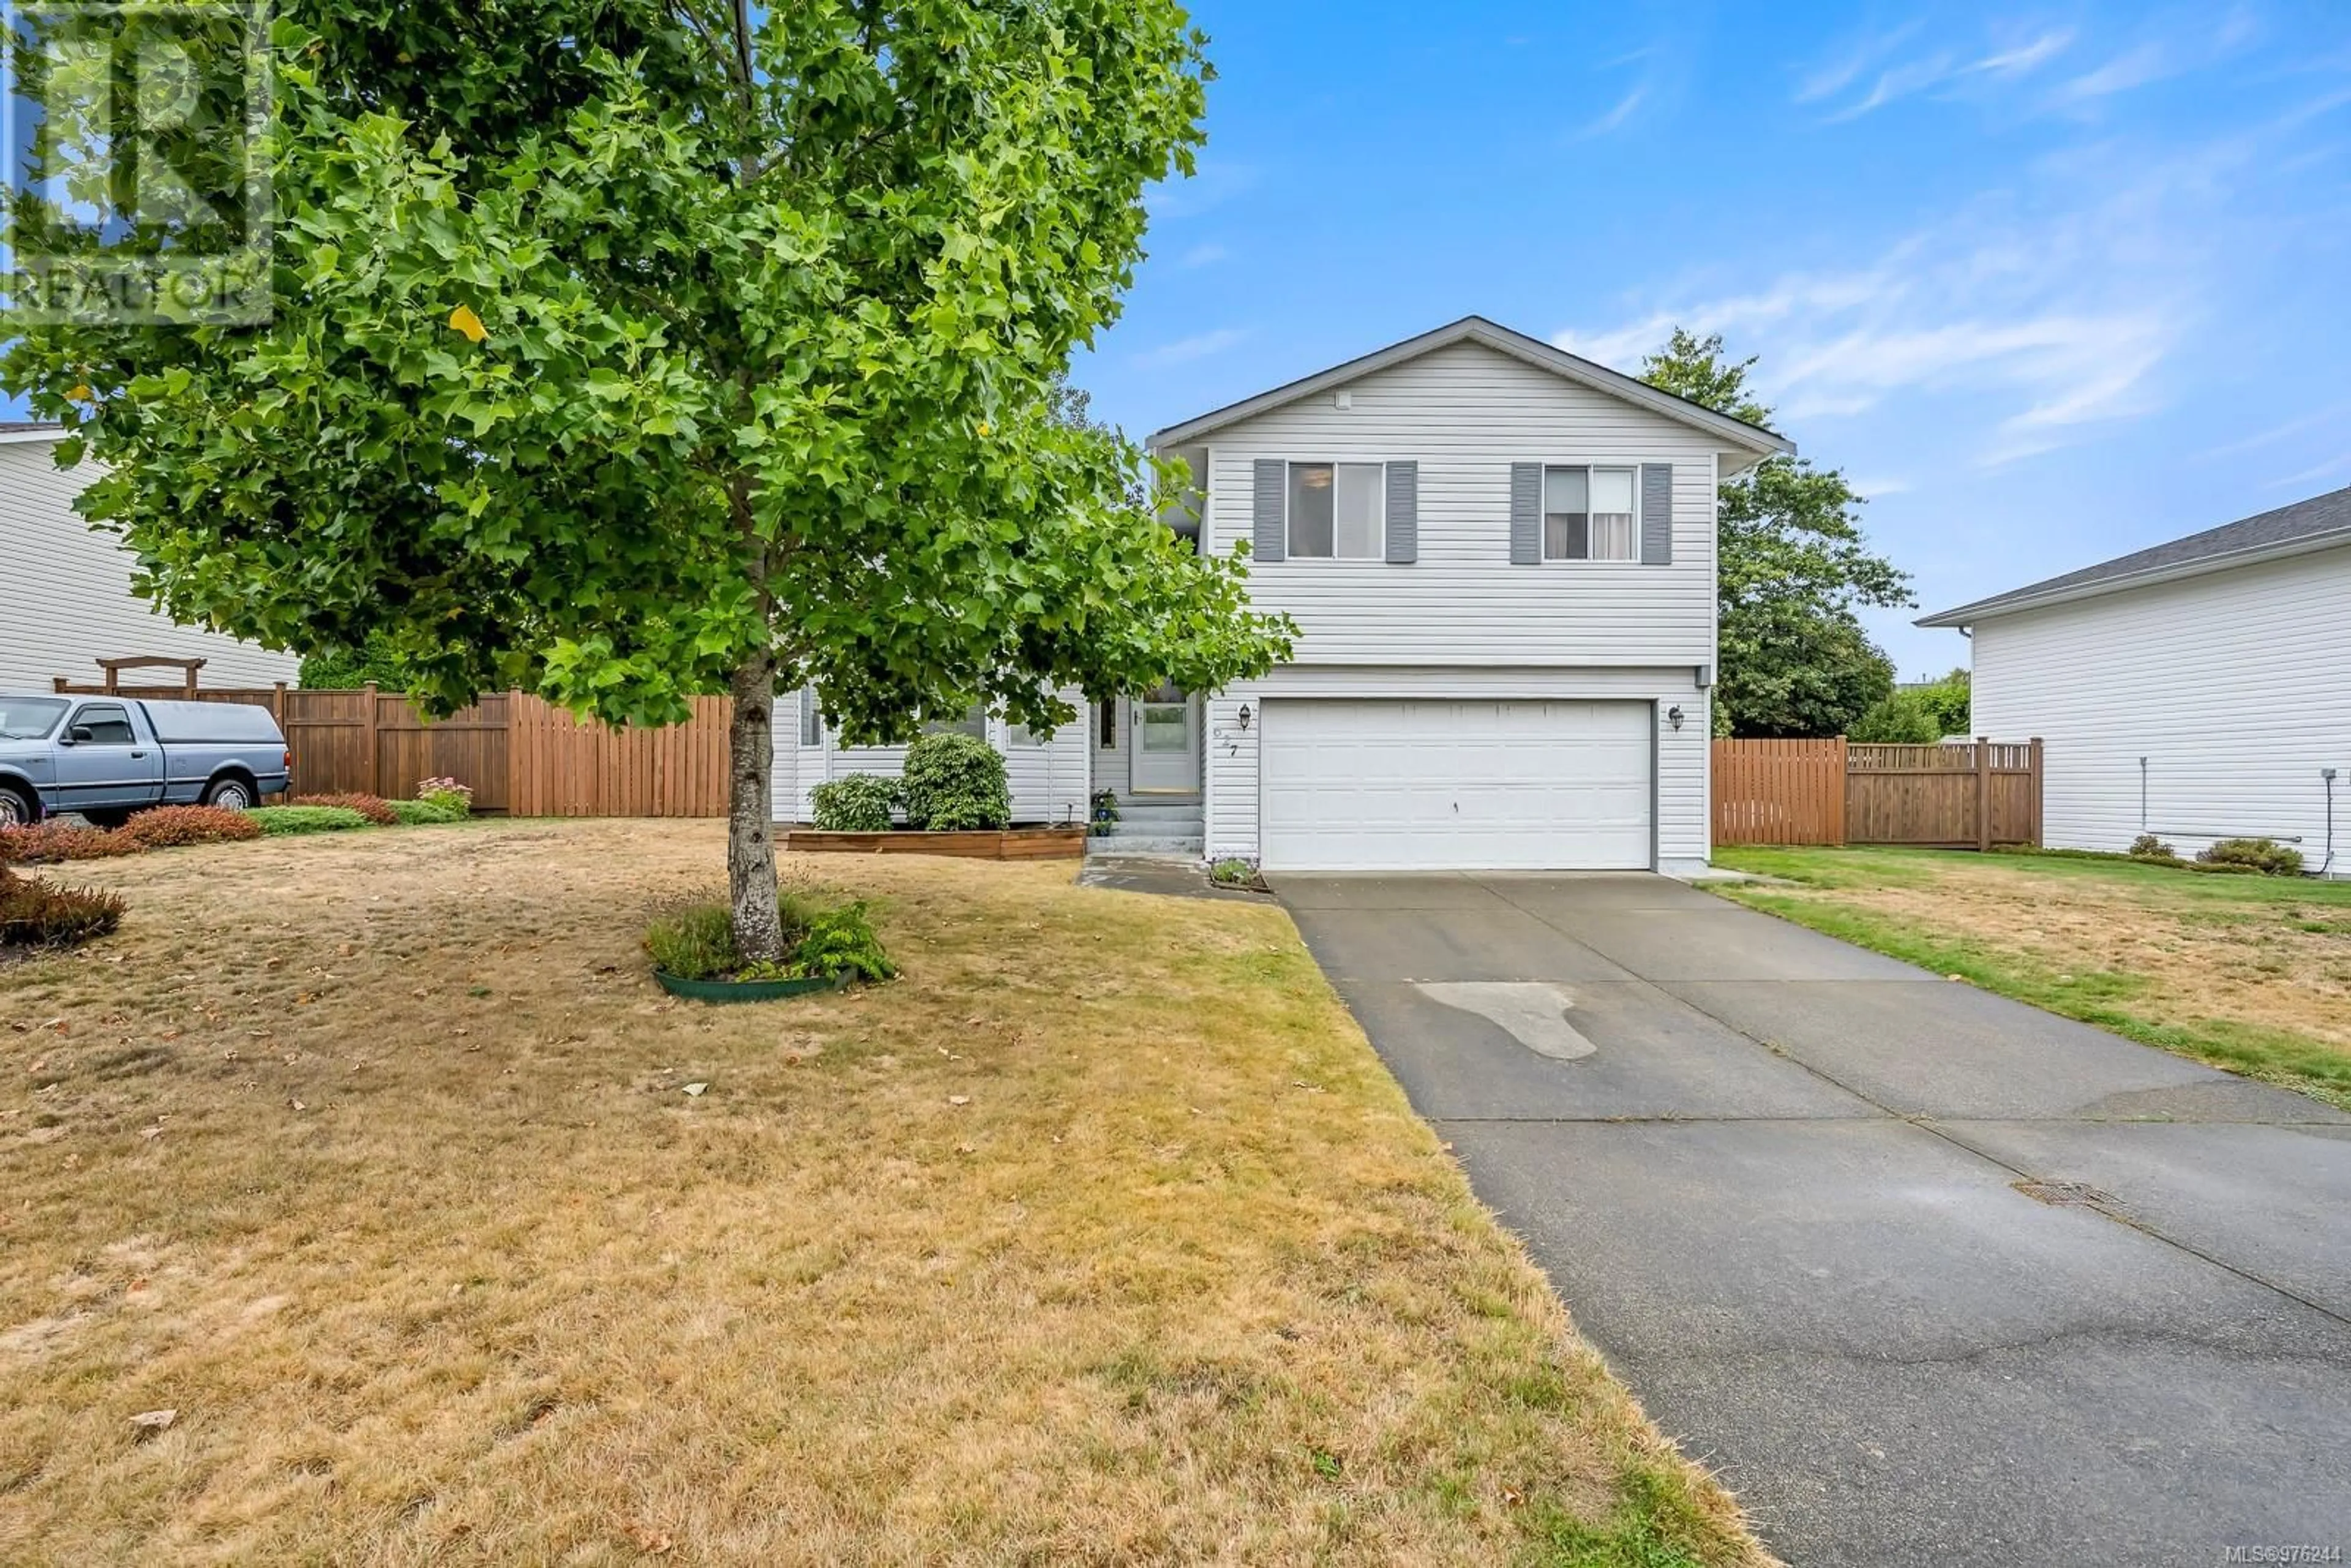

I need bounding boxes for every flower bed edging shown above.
[652,969,852,1005]
[781,827,1087,861]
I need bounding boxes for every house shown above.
[777,316,1790,871]
[0,424,301,692]
[1918,485,2350,875]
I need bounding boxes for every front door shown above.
[1130,683,1199,793]
[54,702,164,812]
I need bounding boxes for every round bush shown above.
[114,805,267,850]
[809,773,901,833]
[898,732,1010,831]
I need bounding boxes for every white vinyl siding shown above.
[774,687,1091,827]
[0,441,301,692]
[1196,339,1721,666]
[1258,698,1653,871]
[1968,544,2351,870]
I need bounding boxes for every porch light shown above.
[1667,706,1685,731]
[1236,703,1253,731]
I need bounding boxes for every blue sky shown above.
[1076,0,2351,677]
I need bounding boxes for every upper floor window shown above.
[1543,466,1638,561]
[1288,461,1385,559]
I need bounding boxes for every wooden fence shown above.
[51,679,732,816]
[1714,737,2042,850]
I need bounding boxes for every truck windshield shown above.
[0,698,69,740]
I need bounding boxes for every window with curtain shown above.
[798,688,821,747]
[1542,465,1638,561]
[1287,461,1385,558]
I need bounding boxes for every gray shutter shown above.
[1509,463,1542,565]
[1384,461,1417,564]
[1253,459,1286,563]
[1641,463,1673,565]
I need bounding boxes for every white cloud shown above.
[2265,452,2351,490]
[2053,43,2172,105]
[1175,242,1229,269]
[1132,328,1248,368]
[1969,28,2075,78]
[2194,400,2351,461]
[1575,83,1648,138]
[1847,476,1913,498]
[1551,153,2224,465]
[1793,20,1924,103]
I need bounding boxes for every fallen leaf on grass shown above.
[682,1082,708,1097]
[947,1095,970,1107]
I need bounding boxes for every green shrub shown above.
[899,732,1010,831]
[1848,689,1941,745]
[1210,858,1258,886]
[643,893,894,985]
[249,805,372,836]
[416,776,474,816]
[0,865,125,948]
[386,798,465,825]
[809,773,901,832]
[645,899,740,980]
[1089,788,1121,837]
[2197,838,2304,876]
[114,805,266,850]
[0,821,135,865]
[291,792,398,826]
[792,900,896,981]
[2128,833,2178,862]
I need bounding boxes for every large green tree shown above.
[1639,329,1912,738]
[5,0,1292,958]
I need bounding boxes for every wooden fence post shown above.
[363,683,381,798]
[1974,734,1992,852]
[2030,737,2044,848]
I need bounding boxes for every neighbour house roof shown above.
[1917,484,2351,628]
[1146,315,1794,465]
[0,421,65,443]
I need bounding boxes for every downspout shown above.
[2323,768,2339,878]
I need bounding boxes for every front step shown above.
[1086,831,1203,860]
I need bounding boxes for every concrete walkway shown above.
[1276,872,2351,1568]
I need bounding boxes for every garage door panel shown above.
[1259,699,1653,871]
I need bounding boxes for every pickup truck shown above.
[0,694,291,827]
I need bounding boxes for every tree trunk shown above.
[727,652,784,965]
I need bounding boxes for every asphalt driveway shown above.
[1277,872,2351,1568]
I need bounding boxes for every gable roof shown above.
[1146,315,1794,463]
[0,421,64,444]
[1918,484,2351,628]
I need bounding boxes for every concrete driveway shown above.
[1277,872,2351,1568]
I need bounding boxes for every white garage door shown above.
[1259,699,1653,871]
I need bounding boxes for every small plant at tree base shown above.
[1210,858,1258,887]
[2197,838,2304,877]
[0,865,126,948]
[416,778,474,817]
[2128,833,2178,863]
[645,892,893,985]
[1090,789,1122,837]
[385,798,465,825]
[249,805,373,836]
[0,822,135,866]
[790,901,896,981]
[291,792,399,826]
[114,805,268,850]
[809,774,901,833]
[899,733,1011,831]
[644,900,743,981]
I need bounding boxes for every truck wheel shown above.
[202,776,255,811]
[0,784,34,827]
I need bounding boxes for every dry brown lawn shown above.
[2,820,1766,1566]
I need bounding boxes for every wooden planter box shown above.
[782,826,1088,861]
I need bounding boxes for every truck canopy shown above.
[137,699,285,745]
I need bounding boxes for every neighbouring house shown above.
[1918,484,2351,876]
[778,317,1791,871]
[0,424,301,693]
